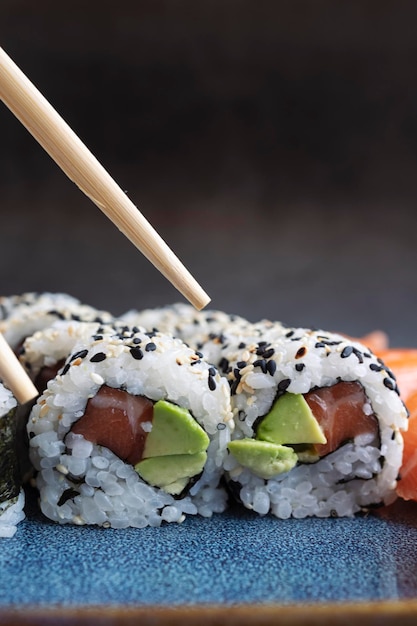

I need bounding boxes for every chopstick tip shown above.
[194,293,211,311]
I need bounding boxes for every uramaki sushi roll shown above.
[0,292,114,352]
[119,302,255,349]
[0,382,25,537]
[19,319,122,394]
[27,327,234,528]
[217,327,408,518]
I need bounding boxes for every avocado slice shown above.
[135,451,207,495]
[142,400,210,458]
[256,393,327,445]
[228,439,297,479]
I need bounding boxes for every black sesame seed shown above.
[190,359,202,366]
[383,377,396,390]
[315,342,326,349]
[253,359,267,374]
[262,348,275,360]
[70,349,89,361]
[130,347,143,360]
[90,352,106,363]
[219,357,229,373]
[352,348,364,364]
[285,330,295,338]
[208,367,217,377]
[370,363,383,372]
[266,360,277,376]
[233,368,242,381]
[132,337,142,344]
[238,342,246,349]
[236,361,247,369]
[278,378,291,391]
[61,363,70,376]
[92,334,103,341]
[229,379,239,395]
[195,351,204,358]
[295,363,305,372]
[145,342,157,352]
[341,346,353,358]
[208,375,217,391]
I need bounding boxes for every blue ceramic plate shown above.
[2,488,417,623]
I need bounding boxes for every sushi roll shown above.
[19,319,121,394]
[0,291,86,324]
[0,383,25,537]
[27,327,234,528]
[119,302,255,349]
[0,292,114,352]
[218,327,408,518]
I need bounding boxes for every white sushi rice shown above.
[0,382,17,416]
[20,319,119,381]
[215,327,408,517]
[0,383,25,538]
[119,302,256,349]
[28,328,234,528]
[0,491,25,538]
[0,292,114,350]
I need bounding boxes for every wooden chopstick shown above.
[0,333,38,404]
[0,46,210,311]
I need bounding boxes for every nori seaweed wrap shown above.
[0,382,25,537]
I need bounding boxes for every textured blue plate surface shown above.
[1,488,417,607]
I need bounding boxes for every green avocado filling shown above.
[134,400,209,494]
[227,393,326,479]
[256,393,326,445]
[228,439,298,479]
[136,452,208,495]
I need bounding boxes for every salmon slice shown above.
[304,381,379,457]
[71,385,154,466]
[396,391,417,500]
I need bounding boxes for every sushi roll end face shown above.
[28,329,234,528]
[0,388,19,503]
[0,384,25,537]
[222,328,408,518]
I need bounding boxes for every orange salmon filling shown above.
[71,385,154,466]
[304,381,380,457]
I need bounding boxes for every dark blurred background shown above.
[1,1,417,344]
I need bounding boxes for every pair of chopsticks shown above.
[0,46,210,404]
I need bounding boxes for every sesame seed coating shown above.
[89,352,106,363]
